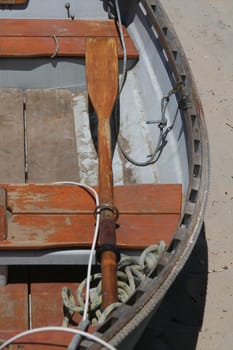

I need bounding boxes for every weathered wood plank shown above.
[0,212,180,249]
[4,332,73,350]
[0,36,137,59]
[0,89,25,182]
[0,19,131,37]
[0,184,182,249]
[0,0,26,4]
[0,19,138,59]
[3,184,182,214]
[31,282,79,328]
[26,89,79,183]
[0,284,28,333]
[0,331,72,350]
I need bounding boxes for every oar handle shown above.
[101,251,118,307]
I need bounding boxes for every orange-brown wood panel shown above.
[117,184,182,214]
[0,184,182,250]
[30,283,79,328]
[2,332,73,350]
[3,184,182,214]
[0,36,137,59]
[4,184,96,214]
[0,19,138,59]
[0,19,131,37]
[0,0,27,3]
[28,281,98,350]
[0,280,96,349]
[4,213,96,249]
[0,212,180,249]
[0,284,28,337]
[117,213,181,248]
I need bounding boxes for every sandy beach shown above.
[135,1,233,349]
[162,1,233,349]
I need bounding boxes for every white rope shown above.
[0,327,117,350]
[53,181,100,322]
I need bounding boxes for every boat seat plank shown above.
[4,184,181,214]
[0,331,72,350]
[0,284,29,334]
[0,89,25,183]
[0,184,182,249]
[26,89,79,183]
[0,0,26,3]
[0,19,139,59]
[2,333,72,350]
[30,282,79,328]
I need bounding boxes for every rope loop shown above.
[51,34,59,58]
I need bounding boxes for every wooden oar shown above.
[86,37,119,308]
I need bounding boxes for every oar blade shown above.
[86,37,118,120]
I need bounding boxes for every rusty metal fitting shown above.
[94,204,119,220]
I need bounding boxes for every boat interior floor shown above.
[0,87,182,251]
[0,73,182,342]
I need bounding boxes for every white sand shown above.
[162,1,233,349]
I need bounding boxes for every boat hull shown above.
[0,0,209,349]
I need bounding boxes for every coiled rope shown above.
[62,241,166,326]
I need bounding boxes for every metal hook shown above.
[65,2,75,20]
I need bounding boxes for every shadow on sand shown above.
[135,224,208,350]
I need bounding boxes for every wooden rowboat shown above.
[0,0,209,349]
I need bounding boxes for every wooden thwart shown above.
[0,0,27,4]
[0,184,182,249]
[0,19,138,59]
